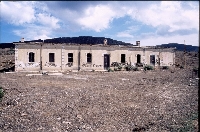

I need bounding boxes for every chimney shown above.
[21,38,24,42]
[136,41,140,47]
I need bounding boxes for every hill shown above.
[156,43,199,52]
[0,43,14,49]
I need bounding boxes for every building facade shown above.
[14,40,175,72]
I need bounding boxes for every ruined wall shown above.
[160,52,175,66]
[15,43,175,72]
[15,44,41,72]
[42,44,62,72]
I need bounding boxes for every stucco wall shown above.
[14,43,175,72]
[15,44,41,71]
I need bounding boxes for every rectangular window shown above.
[121,54,126,63]
[29,52,35,62]
[49,53,55,62]
[87,53,92,63]
[68,53,73,62]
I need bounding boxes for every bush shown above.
[125,64,138,71]
[0,87,4,101]
[162,66,169,70]
[193,67,198,72]
[144,65,154,70]
[113,65,123,71]
[136,63,143,67]
[114,68,118,71]
[107,68,114,72]
[118,65,122,70]
[180,65,184,69]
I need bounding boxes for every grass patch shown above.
[172,112,198,132]
[144,65,154,70]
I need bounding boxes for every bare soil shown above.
[0,69,198,132]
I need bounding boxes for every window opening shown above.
[87,53,92,63]
[49,53,55,62]
[29,52,35,62]
[68,53,73,62]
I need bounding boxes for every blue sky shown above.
[1,1,199,46]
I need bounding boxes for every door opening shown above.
[137,54,141,63]
[150,55,155,66]
[104,54,110,70]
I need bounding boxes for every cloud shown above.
[126,33,199,46]
[1,1,36,25]
[1,1,61,41]
[13,24,53,40]
[36,13,60,29]
[131,1,199,32]
[76,5,117,32]
[116,25,140,38]
[1,1,199,46]
[117,32,134,38]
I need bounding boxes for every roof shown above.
[14,36,134,46]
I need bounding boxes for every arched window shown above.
[87,53,92,63]
[29,52,35,62]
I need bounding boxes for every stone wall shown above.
[15,43,175,72]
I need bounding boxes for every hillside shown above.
[156,43,199,52]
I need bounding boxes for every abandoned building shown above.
[14,36,175,72]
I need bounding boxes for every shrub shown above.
[162,66,169,69]
[107,68,114,72]
[144,65,154,70]
[125,64,138,71]
[193,67,198,72]
[136,63,143,67]
[180,65,184,69]
[176,112,198,132]
[118,65,122,70]
[0,87,4,101]
[114,68,118,71]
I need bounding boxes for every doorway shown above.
[150,55,155,65]
[104,54,110,70]
[137,54,141,63]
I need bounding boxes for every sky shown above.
[0,1,199,46]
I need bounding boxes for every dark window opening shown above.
[121,54,126,63]
[137,54,141,63]
[68,53,73,62]
[29,52,35,62]
[49,53,55,62]
[87,53,92,63]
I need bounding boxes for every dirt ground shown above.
[0,68,198,132]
